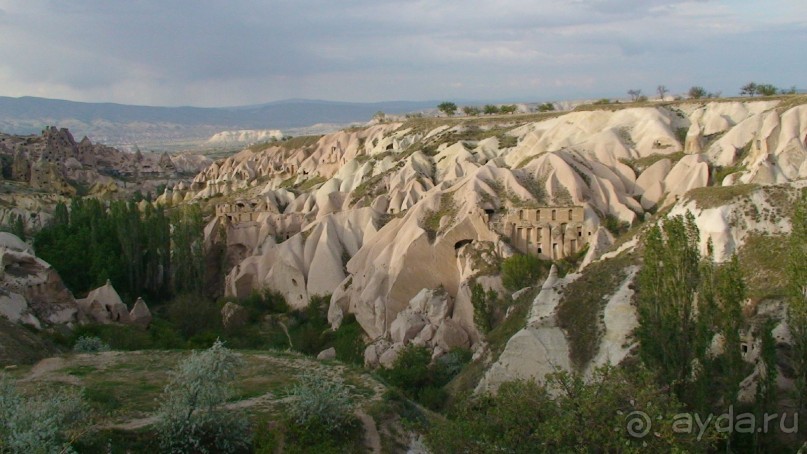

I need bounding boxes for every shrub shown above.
[471,283,497,333]
[286,372,355,434]
[500,254,548,291]
[155,340,250,453]
[0,374,86,453]
[380,345,432,393]
[165,294,222,340]
[333,314,365,365]
[72,336,110,353]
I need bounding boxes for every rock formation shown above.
[77,280,131,324]
[177,99,807,366]
[0,233,79,329]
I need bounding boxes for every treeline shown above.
[427,194,807,452]
[33,198,206,302]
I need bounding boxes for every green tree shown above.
[756,84,778,96]
[426,365,708,453]
[688,86,707,99]
[471,282,497,333]
[500,253,547,291]
[788,189,807,411]
[462,106,480,116]
[172,204,206,296]
[740,82,758,96]
[483,104,500,115]
[286,371,355,434]
[537,102,555,112]
[437,102,458,116]
[155,340,250,453]
[499,104,517,114]
[0,374,86,453]
[636,213,708,398]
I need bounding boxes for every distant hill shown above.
[0,96,437,150]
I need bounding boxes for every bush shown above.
[471,283,498,333]
[0,374,86,453]
[380,345,432,393]
[72,336,110,353]
[333,314,365,365]
[239,289,289,321]
[380,345,466,411]
[165,294,222,340]
[286,372,354,434]
[155,340,250,453]
[500,254,548,291]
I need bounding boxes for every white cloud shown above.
[0,0,803,105]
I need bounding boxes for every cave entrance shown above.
[454,239,473,256]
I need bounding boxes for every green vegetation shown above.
[0,374,86,453]
[33,198,206,302]
[602,213,630,236]
[737,233,790,300]
[282,371,358,451]
[537,102,555,112]
[155,340,251,453]
[740,81,795,97]
[437,102,457,116]
[461,106,480,116]
[296,175,327,192]
[421,192,457,241]
[787,189,807,412]
[688,86,707,99]
[427,366,707,452]
[471,283,498,334]
[72,336,110,353]
[636,214,748,416]
[686,184,759,209]
[556,253,633,368]
[500,253,549,291]
[379,345,470,411]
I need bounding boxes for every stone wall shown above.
[498,206,590,259]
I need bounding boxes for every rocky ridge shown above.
[185,98,807,377]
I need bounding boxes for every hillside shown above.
[1,95,806,451]
[0,97,438,150]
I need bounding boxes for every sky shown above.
[0,0,804,107]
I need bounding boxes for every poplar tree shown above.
[787,189,807,411]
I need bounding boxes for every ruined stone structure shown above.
[215,199,270,223]
[498,206,589,260]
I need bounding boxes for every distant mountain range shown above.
[0,96,438,150]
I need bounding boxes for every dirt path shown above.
[23,349,389,451]
[106,393,296,431]
[356,409,382,454]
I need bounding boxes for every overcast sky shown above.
[0,0,803,107]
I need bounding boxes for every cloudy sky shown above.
[0,0,804,107]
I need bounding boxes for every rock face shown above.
[477,266,572,392]
[77,280,131,324]
[0,233,79,329]
[0,127,210,198]
[129,297,153,328]
[221,302,248,330]
[317,347,336,360]
[363,287,471,367]
[186,99,807,360]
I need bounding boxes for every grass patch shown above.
[686,184,759,209]
[297,175,327,192]
[625,151,685,173]
[64,364,98,377]
[556,253,634,369]
[422,192,457,241]
[737,233,790,300]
